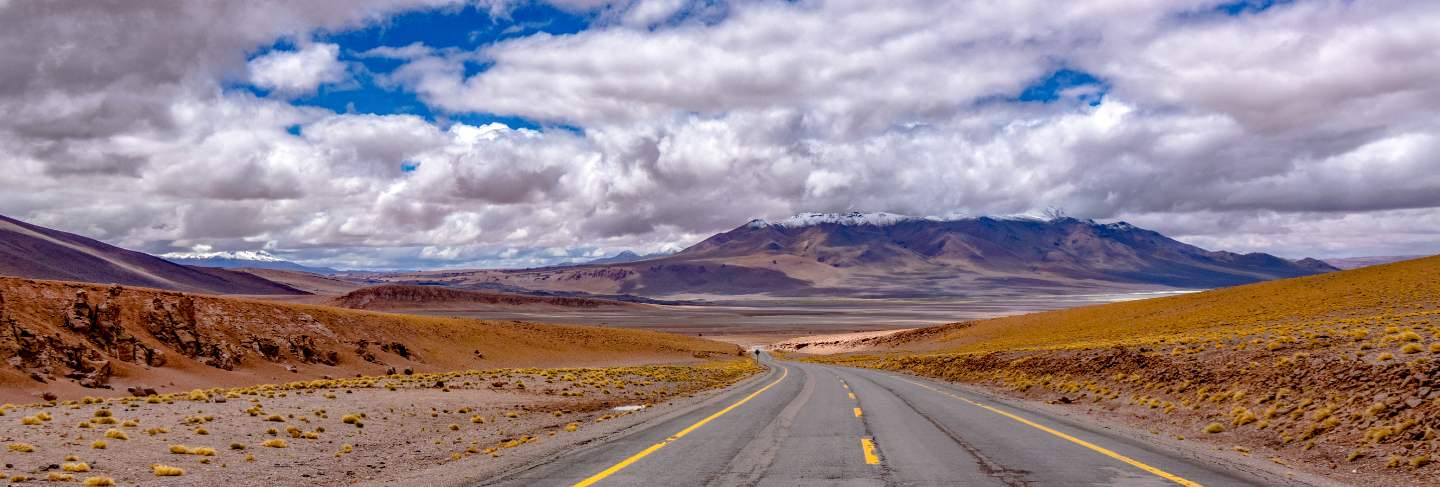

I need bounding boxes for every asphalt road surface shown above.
[476,355,1266,486]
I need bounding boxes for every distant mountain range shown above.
[1324,255,1425,270]
[159,250,338,274]
[575,250,671,266]
[0,214,304,295]
[354,212,1339,298]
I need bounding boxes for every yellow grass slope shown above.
[884,254,1439,354]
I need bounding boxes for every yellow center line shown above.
[895,377,1202,487]
[844,379,880,466]
[860,437,880,465]
[571,366,790,487]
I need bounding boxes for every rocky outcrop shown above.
[64,288,166,368]
[287,334,339,365]
[354,339,383,364]
[381,341,415,360]
[142,296,241,370]
[5,324,112,387]
[1,279,430,394]
[0,287,184,388]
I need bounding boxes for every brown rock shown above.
[382,342,414,360]
[78,360,112,388]
[127,385,159,397]
[286,335,338,365]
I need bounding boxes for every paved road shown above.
[477,355,1266,486]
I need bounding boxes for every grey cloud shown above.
[3,0,1440,270]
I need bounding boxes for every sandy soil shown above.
[766,329,915,354]
[0,361,758,485]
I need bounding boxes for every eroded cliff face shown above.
[0,278,418,391]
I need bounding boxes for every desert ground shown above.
[0,362,758,485]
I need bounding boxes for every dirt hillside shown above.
[0,276,741,403]
[328,284,644,311]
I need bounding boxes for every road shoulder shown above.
[864,367,1349,487]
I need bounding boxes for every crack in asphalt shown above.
[829,367,899,487]
[704,361,814,487]
[846,368,1033,487]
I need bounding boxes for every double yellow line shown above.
[895,377,1202,487]
[572,366,790,487]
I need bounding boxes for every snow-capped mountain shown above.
[160,250,337,274]
[744,211,1047,229]
[678,213,1336,291]
[355,213,1339,298]
[160,250,288,263]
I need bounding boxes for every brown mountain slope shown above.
[329,284,644,311]
[0,276,740,402]
[243,268,365,295]
[814,255,1440,482]
[0,214,303,295]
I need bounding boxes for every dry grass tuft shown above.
[81,477,115,487]
[152,464,185,476]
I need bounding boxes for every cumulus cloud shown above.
[1,0,1438,269]
[248,43,350,97]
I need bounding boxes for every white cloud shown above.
[248,43,350,97]
[621,0,686,27]
[2,0,1440,269]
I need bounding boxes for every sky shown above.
[2,0,1438,270]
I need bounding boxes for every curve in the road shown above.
[573,364,792,487]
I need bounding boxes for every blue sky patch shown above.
[1214,0,1294,16]
[240,2,591,131]
[319,2,589,52]
[1016,69,1108,106]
